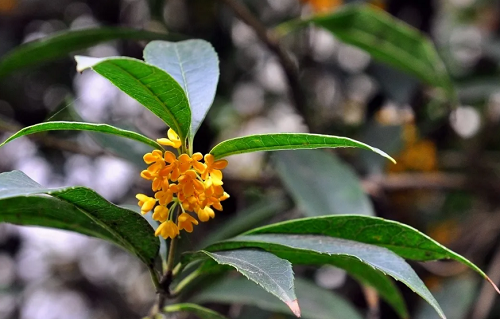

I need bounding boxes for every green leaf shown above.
[240,215,500,297]
[0,170,159,266]
[193,277,363,319]
[144,40,219,138]
[75,56,191,141]
[207,234,443,318]
[199,249,300,317]
[244,215,492,275]
[122,204,167,264]
[278,4,454,98]
[275,150,374,216]
[163,303,229,319]
[210,133,395,163]
[0,27,183,78]
[0,121,162,151]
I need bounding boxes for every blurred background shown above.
[1,0,500,318]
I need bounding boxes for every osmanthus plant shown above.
[0,8,499,319]
[0,38,496,319]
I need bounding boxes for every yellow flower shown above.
[201,154,228,186]
[152,205,169,222]
[177,213,199,232]
[155,220,179,239]
[136,194,156,214]
[178,170,204,198]
[160,151,181,181]
[143,149,164,164]
[157,128,182,149]
[178,152,206,174]
[137,129,230,239]
[155,189,174,206]
[197,206,215,222]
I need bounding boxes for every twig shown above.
[149,208,180,317]
[218,0,313,130]
[361,173,468,193]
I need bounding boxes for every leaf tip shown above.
[286,299,301,317]
[74,55,103,72]
[486,276,500,295]
[372,147,396,164]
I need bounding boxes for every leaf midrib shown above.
[206,251,293,302]
[105,60,185,138]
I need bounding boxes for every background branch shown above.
[219,0,313,130]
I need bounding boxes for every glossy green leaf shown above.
[75,56,191,141]
[164,303,229,319]
[275,150,374,216]
[121,204,167,264]
[241,215,499,297]
[244,215,491,276]
[193,277,363,319]
[199,249,300,317]
[0,27,182,78]
[278,4,454,98]
[210,133,395,163]
[144,40,219,137]
[0,170,159,266]
[207,234,443,318]
[0,121,162,151]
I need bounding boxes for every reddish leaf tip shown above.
[286,299,301,317]
[486,276,500,294]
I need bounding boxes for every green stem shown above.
[188,137,194,156]
[172,262,182,277]
[166,235,178,275]
[172,268,202,295]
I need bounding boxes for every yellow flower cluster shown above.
[136,129,229,239]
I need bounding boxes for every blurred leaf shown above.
[0,27,183,78]
[210,133,395,163]
[201,196,288,247]
[87,129,152,168]
[198,249,300,317]
[207,234,443,318]
[279,4,454,98]
[0,121,162,151]
[144,40,219,138]
[242,215,497,289]
[193,277,363,319]
[275,150,374,216]
[315,257,408,318]
[0,170,159,266]
[75,56,191,141]
[415,276,478,319]
[164,303,229,319]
